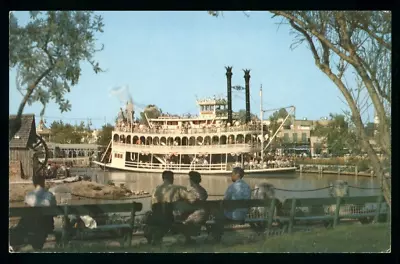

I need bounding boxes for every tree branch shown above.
[16,66,54,120]
[289,20,322,66]
[271,11,357,65]
[357,23,391,50]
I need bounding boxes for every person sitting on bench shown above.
[147,170,197,245]
[9,172,57,251]
[181,171,208,244]
[223,167,251,222]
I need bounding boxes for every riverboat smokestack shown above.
[244,69,251,123]
[225,66,233,125]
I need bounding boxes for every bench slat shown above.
[173,199,275,211]
[9,202,143,217]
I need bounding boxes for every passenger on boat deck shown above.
[223,167,251,221]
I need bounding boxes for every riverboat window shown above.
[293,133,298,143]
[114,153,123,159]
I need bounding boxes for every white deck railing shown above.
[114,125,261,135]
[113,143,260,154]
[125,161,227,171]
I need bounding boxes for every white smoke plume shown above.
[109,85,133,107]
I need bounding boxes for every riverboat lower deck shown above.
[92,160,296,175]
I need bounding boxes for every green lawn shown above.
[40,223,390,253]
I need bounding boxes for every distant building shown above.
[9,114,39,179]
[266,116,332,155]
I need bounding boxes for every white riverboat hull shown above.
[92,161,296,175]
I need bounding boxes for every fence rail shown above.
[298,164,367,176]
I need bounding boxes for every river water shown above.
[83,169,381,213]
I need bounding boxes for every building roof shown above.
[9,114,36,149]
[294,120,314,126]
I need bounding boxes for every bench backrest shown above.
[9,202,143,218]
[173,199,276,211]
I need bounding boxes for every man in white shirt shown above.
[10,173,57,251]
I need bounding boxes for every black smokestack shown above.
[225,66,233,125]
[244,69,251,123]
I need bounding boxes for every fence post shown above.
[355,166,358,176]
[373,194,383,223]
[62,205,69,248]
[288,198,296,234]
[125,202,135,247]
[333,196,341,228]
[267,198,276,229]
[300,165,303,173]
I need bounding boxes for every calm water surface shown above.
[10,169,380,213]
[87,170,380,213]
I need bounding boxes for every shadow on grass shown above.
[27,223,390,253]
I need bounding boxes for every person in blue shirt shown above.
[224,167,252,221]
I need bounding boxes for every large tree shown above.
[209,11,391,207]
[97,123,114,146]
[139,104,162,124]
[49,120,92,144]
[9,11,105,140]
[313,113,354,156]
[236,109,258,123]
[49,121,81,144]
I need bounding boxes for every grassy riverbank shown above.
[40,223,390,253]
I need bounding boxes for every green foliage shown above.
[267,108,293,145]
[269,108,289,121]
[356,159,370,172]
[236,109,258,123]
[50,120,93,144]
[9,11,105,117]
[139,105,162,124]
[364,122,375,138]
[50,121,79,144]
[97,123,114,146]
[312,113,363,156]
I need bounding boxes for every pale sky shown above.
[9,11,373,129]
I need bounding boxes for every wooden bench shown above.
[171,195,388,241]
[9,202,143,249]
[275,195,388,234]
[169,199,277,242]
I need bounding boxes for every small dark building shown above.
[9,114,38,179]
